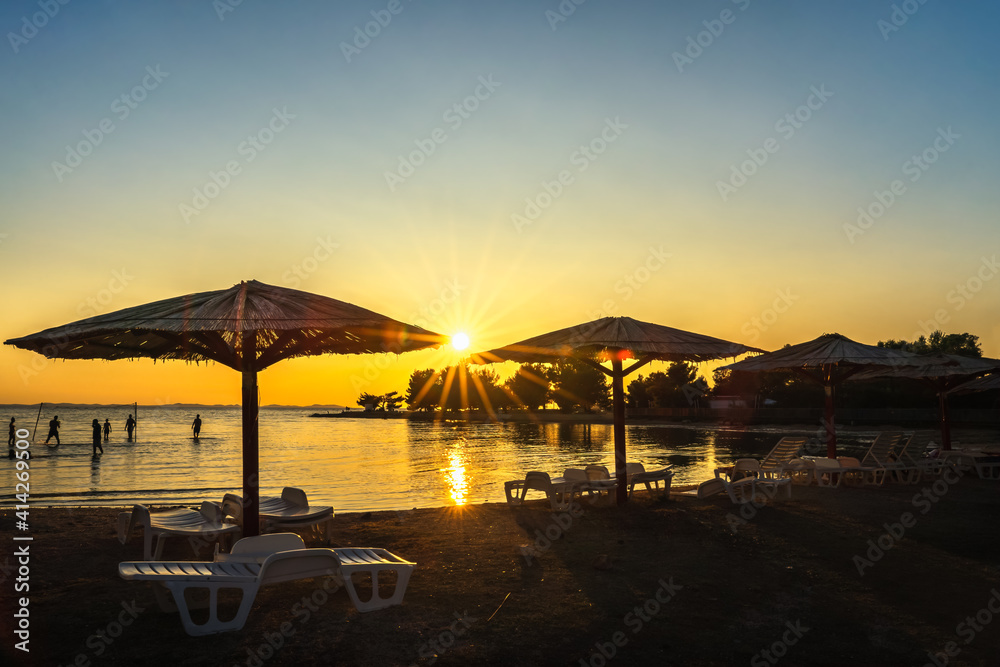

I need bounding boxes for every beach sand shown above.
[3,474,999,666]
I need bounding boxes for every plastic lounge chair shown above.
[860,432,907,485]
[118,502,241,561]
[778,458,816,486]
[119,533,416,636]
[731,458,764,481]
[504,471,583,511]
[940,450,1000,480]
[332,547,416,612]
[751,475,793,501]
[563,468,606,502]
[916,441,957,480]
[625,462,673,499]
[760,437,808,477]
[223,487,334,542]
[675,476,789,505]
[900,432,948,480]
[218,537,414,613]
[835,457,867,487]
[887,434,925,484]
[798,456,848,488]
[690,477,757,504]
[119,533,339,635]
[724,459,795,498]
[583,465,618,501]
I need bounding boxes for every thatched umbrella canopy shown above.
[470,316,761,504]
[5,280,443,535]
[848,354,1000,449]
[720,333,928,458]
[949,372,1000,396]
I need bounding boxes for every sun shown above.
[451,331,471,352]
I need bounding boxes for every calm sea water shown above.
[2,404,875,511]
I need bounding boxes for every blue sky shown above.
[1,0,998,404]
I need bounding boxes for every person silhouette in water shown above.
[7,417,14,459]
[103,419,112,441]
[192,414,202,438]
[91,419,103,456]
[125,414,136,441]
[44,415,61,445]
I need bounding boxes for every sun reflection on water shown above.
[445,447,469,505]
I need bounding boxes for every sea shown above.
[2,404,876,512]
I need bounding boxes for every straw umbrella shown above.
[849,355,1000,449]
[950,372,1000,395]
[471,316,760,504]
[4,280,443,535]
[719,333,927,458]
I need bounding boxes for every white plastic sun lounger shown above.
[222,487,334,541]
[504,471,586,511]
[835,457,867,487]
[901,432,948,479]
[940,449,1000,480]
[119,533,415,636]
[117,502,242,561]
[798,456,851,488]
[584,465,619,502]
[694,477,755,504]
[760,437,808,477]
[677,476,790,504]
[625,462,673,499]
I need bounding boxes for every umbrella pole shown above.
[242,332,260,537]
[612,358,627,505]
[938,392,952,451]
[824,384,837,459]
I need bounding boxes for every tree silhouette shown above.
[627,362,707,408]
[505,363,552,410]
[551,359,610,412]
[878,330,982,357]
[356,392,382,411]
[383,390,403,412]
[404,369,440,411]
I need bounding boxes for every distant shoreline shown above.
[0,403,345,410]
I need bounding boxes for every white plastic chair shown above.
[222,487,334,542]
[117,502,241,560]
[504,471,583,511]
[625,462,673,499]
[119,533,415,636]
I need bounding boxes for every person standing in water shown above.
[103,419,112,441]
[91,419,103,456]
[7,417,14,459]
[125,414,136,441]
[44,415,60,445]
[192,414,202,438]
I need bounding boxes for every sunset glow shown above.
[0,2,997,408]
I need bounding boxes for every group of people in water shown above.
[7,413,205,458]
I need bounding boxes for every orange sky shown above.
[2,2,998,406]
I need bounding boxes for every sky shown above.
[1,0,998,406]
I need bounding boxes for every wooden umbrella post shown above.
[938,391,952,451]
[824,383,837,459]
[241,330,260,537]
[612,358,627,506]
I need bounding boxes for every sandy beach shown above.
[3,469,1000,667]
